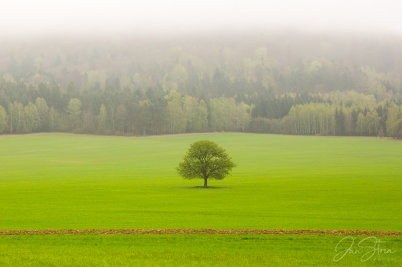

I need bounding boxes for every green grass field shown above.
[1,234,400,266]
[1,133,401,266]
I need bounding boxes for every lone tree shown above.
[176,140,236,187]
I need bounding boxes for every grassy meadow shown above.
[0,133,401,266]
[1,133,401,230]
[1,234,401,267]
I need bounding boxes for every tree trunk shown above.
[203,177,208,188]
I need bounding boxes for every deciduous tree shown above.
[176,140,236,187]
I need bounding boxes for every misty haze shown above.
[0,31,401,136]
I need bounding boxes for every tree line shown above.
[0,84,254,136]
[0,80,401,138]
[2,32,402,138]
[255,102,401,138]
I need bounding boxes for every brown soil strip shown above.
[0,229,401,236]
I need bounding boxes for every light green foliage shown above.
[209,97,237,131]
[393,119,402,138]
[288,103,335,135]
[308,60,323,72]
[286,101,383,136]
[5,99,49,134]
[8,101,24,134]
[0,105,7,133]
[164,90,186,134]
[0,133,401,231]
[192,99,208,132]
[222,98,237,131]
[119,75,132,89]
[221,47,240,77]
[356,113,367,135]
[138,100,150,135]
[115,104,127,134]
[182,96,209,132]
[360,66,387,96]
[366,110,380,135]
[329,91,377,110]
[211,99,253,132]
[236,102,253,132]
[7,103,14,133]
[386,106,402,137]
[162,63,188,92]
[209,97,225,130]
[253,47,277,88]
[84,70,107,90]
[67,98,82,132]
[49,107,59,131]
[182,95,197,131]
[35,97,49,131]
[180,55,206,78]
[132,72,150,89]
[23,101,39,133]
[97,104,107,134]
[176,140,236,187]
[242,57,255,81]
[2,72,17,84]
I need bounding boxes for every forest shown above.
[0,31,402,137]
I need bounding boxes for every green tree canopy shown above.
[68,98,82,132]
[176,140,236,187]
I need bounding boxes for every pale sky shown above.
[1,0,402,37]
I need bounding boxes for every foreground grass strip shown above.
[1,234,401,267]
[1,229,402,236]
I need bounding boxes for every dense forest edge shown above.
[0,32,402,138]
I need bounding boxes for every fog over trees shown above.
[0,32,402,138]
